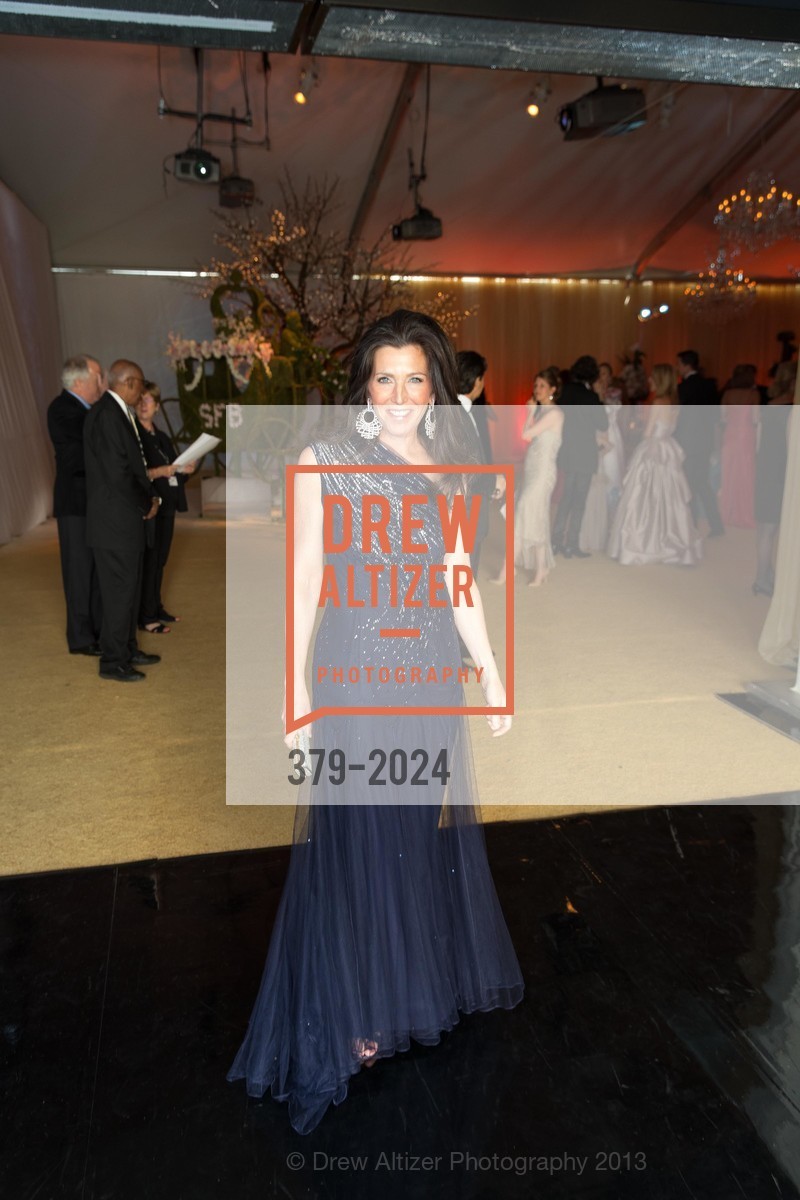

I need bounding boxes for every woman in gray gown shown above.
[608,364,702,567]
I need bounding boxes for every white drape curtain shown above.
[0,180,61,543]
[759,383,800,668]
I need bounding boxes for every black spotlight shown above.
[173,148,221,183]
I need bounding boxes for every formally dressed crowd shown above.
[460,348,797,594]
[47,342,795,681]
[48,356,196,682]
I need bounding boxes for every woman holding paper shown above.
[135,383,196,633]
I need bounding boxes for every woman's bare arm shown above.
[524,408,562,443]
[283,445,324,743]
[443,520,511,736]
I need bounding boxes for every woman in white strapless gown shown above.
[608,364,702,567]
[513,367,564,586]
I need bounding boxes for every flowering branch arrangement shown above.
[167,314,274,392]
[197,174,472,394]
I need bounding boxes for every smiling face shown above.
[137,392,159,423]
[136,393,159,422]
[368,344,432,439]
[533,375,554,404]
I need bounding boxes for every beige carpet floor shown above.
[1,508,797,876]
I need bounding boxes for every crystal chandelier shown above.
[714,172,800,253]
[684,250,757,324]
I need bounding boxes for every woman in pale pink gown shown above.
[719,364,758,529]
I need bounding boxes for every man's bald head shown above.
[107,360,146,407]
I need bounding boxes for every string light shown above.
[525,79,550,118]
[293,65,317,105]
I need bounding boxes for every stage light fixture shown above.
[219,175,255,208]
[392,206,443,241]
[393,65,442,241]
[173,147,221,183]
[637,303,670,323]
[558,80,646,140]
[526,98,540,118]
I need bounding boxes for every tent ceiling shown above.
[0,32,799,278]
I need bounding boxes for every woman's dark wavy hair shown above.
[535,365,562,400]
[331,309,480,498]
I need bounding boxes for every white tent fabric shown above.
[0,35,798,279]
[0,180,60,543]
[759,395,800,668]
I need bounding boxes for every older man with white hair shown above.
[47,354,105,656]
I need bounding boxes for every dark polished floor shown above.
[3,803,800,1200]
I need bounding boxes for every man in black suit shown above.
[47,355,105,656]
[675,349,724,537]
[551,356,608,558]
[84,360,161,682]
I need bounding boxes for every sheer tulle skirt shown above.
[227,716,524,1135]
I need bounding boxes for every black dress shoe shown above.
[70,643,103,657]
[99,665,146,682]
[130,651,161,666]
[569,548,591,559]
[561,547,573,558]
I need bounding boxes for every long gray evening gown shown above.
[607,409,702,566]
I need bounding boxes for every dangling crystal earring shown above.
[355,397,382,440]
[424,400,436,438]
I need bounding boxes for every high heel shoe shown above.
[352,1037,379,1067]
[752,582,773,597]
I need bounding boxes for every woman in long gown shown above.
[719,365,758,529]
[753,361,797,596]
[227,310,523,1134]
[608,364,702,566]
[513,367,564,586]
[580,371,625,552]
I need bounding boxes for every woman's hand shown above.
[282,679,313,749]
[481,674,512,737]
[178,461,197,476]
